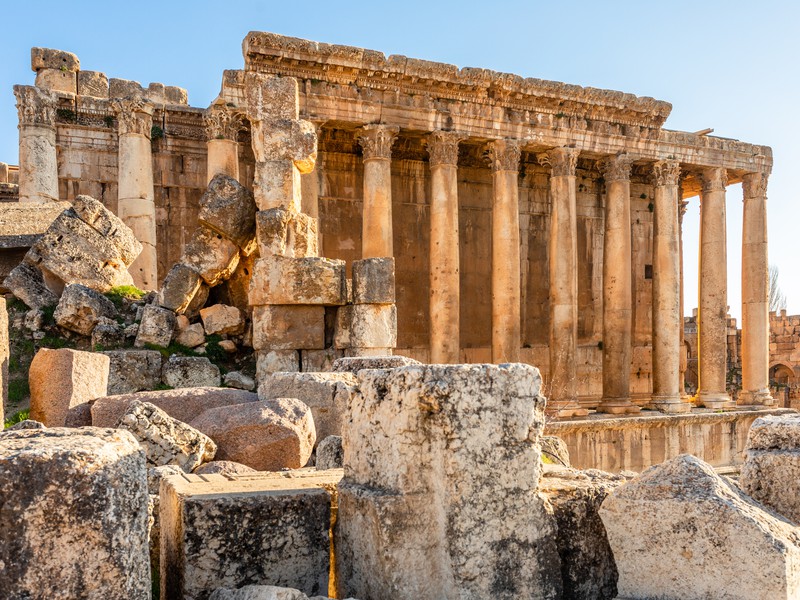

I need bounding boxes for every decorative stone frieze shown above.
[743,170,769,199]
[597,153,633,182]
[204,103,244,141]
[652,159,681,187]
[701,166,728,193]
[13,85,57,128]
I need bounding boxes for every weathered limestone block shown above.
[104,349,162,395]
[331,355,420,374]
[159,263,203,313]
[336,363,560,599]
[64,404,92,427]
[148,464,184,494]
[189,397,315,470]
[255,209,319,258]
[6,260,59,309]
[256,350,300,378]
[599,454,800,600]
[135,304,176,348]
[201,303,245,335]
[182,225,240,286]
[214,251,257,314]
[176,322,206,348]
[224,371,256,391]
[259,372,358,442]
[0,428,150,599]
[199,174,257,249]
[77,70,109,98]
[29,348,110,426]
[186,281,211,318]
[249,256,346,306]
[117,401,217,471]
[316,435,343,470]
[254,120,317,166]
[92,319,125,348]
[0,297,7,416]
[108,77,144,98]
[350,304,397,349]
[161,470,340,600]
[6,419,46,430]
[252,305,325,351]
[35,68,77,94]
[71,194,142,265]
[162,355,221,389]
[542,435,571,467]
[193,460,256,476]
[289,212,319,257]
[54,283,117,335]
[352,258,395,304]
[31,47,80,72]
[301,349,344,373]
[741,414,800,523]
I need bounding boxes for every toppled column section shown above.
[335,363,561,599]
[0,428,150,599]
[13,85,59,203]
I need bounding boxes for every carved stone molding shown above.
[652,160,681,187]
[742,171,769,199]
[538,146,579,177]
[700,167,728,194]
[13,85,57,128]
[111,97,155,137]
[598,153,633,182]
[356,124,399,161]
[484,139,521,172]
[425,130,464,167]
[204,103,244,141]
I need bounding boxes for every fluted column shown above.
[427,131,463,363]
[651,160,691,412]
[357,124,399,258]
[204,103,242,183]
[696,167,731,408]
[597,154,639,414]
[112,97,158,290]
[13,85,58,203]
[740,171,774,405]
[541,147,587,417]
[486,140,521,364]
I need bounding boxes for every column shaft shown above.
[14,85,58,203]
[357,125,398,258]
[204,103,242,183]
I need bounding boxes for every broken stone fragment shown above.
[252,305,325,351]
[331,355,421,373]
[91,320,125,349]
[219,339,237,353]
[71,194,142,264]
[181,225,240,286]
[31,47,80,72]
[5,261,58,309]
[162,355,221,389]
[54,283,118,335]
[198,174,257,249]
[103,349,162,395]
[332,305,352,350]
[117,400,216,472]
[5,419,46,431]
[134,304,176,348]
[147,464,183,494]
[77,70,108,98]
[349,304,397,349]
[200,303,245,336]
[316,435,343,470]
[223,371,256,391]
[352,257,395,304]
[159,263,203,314]
[301,348,344,372]
[175,322,205,348]
[541,435,571,467]
[209,586,346,600]
[193,460,256,476]
[249,256,346,306]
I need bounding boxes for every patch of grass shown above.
[41,304,57,326]
[204,334,228,366]
[39,335,73,350]
[4,408,30,429]
[145,341,201,359]
[104,285,145,310]
[154,383,173,391]
[6,297,26,312]
[8,380,30,405]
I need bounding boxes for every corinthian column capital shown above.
[356,124,399,161]
[13,85,57,128]
[111,97,155,137]
[484,139,521,172]
[652,160,681,187]
[742,171,769,199]
[701,167,728,193]
[539,146,579,177]
[204,103,244,141]
[426,130,464,167]
[598,153,633,182]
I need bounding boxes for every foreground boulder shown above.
[599,454,800,600]
[103,349,162,395]
[331,355,420,373]
[0,428,150,599]
[53,283,117,335]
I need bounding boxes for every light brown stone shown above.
[249,256,346,306]
[181,225,240,286]
[134,304,176,348]
[200,303,245,336]
[252,305,325,351]
[350,304,397,349]
[352,257,394,304]
[54,283,117,336]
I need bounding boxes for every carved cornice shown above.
[484,139,521,172]
[652,160,681,187]
[538,147,579,177]
[742,171,768,199]
[700,167,728,194]
[425,130,464,167]
[111,97,155,137]
[356,124,399,161]
[13,85,56,128]
[204,104,244,141]
[598,154,633,183]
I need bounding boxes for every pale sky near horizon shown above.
[1,0,797,321]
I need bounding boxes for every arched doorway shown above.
[769,363,795,407]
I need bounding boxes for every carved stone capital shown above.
[425,130,464,167]
[700,167,728,194]
[111,97,155,137]
[13,85,57,128]
[356,124,399,161]
[538,147,579,177]
[484,139,521,172]
[652,160,681,187]
[204,103,244,141]
[742,171,768,199]
[598,154,633,182]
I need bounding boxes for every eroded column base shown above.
[597,398,641,415]
[651,395,692,414]
[738,389,775,406]
[695,392,734,409]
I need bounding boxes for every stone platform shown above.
[545,407,796,473]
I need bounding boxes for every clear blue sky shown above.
[1,0,797,320]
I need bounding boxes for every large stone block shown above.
[54,283,118,335]
[252,305,325,351]
[159,263,203,314]
[29,348,110,426]
[255,208,319,258]
[599,454,800,600]
[249,256,346,306]
[162,355,221,389]
[253,160,303,213]
[336,363,560,599]
[300,348,344,373]
[352,257,395,304]
[200,303,245,336]
[104,349,162,395]
[161,469,340,600]
[350,304,397,349]
[331,355,420,374]
[0,428,150,599]
[77,70,108,98]
[71,194,142,265]
[5,260,59,309]
[135,304,176,348]
[182,225,240,286]
[198,174,257,249]
[259,372,358,442]
[31,47,80,72]
[256,350,300,378]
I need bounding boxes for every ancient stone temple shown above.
[9,33,774,414]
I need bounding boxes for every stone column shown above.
[740,171,774,405]
[356,124,398,259]
[13,85,58,203]
[597,154,639,414]
[696,167,731,408]
[112,97,158,290]
[427,131,463,364]
[651,160,691,412]
[203,103,241,183]
[541,147,587,417]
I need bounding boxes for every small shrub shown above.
[104,285,145,310]
[4,408,30,429]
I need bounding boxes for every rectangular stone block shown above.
[352,257,395,304]
[333,305,353,350]
[300,348,344,373]
[350,304,397,349]
[253,160,302,213]
[160,470,341,600]
[77,70,109,98]
[256,350,300,379]
[252,305,325,351]
[31,47,80,72]
[255,208,319,258]
[249,256,346,306]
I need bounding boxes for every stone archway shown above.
[769,362,795,407]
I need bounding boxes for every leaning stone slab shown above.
[71,194,142,265]
[104,349,162,395]
[162,355,221,388]
[159,263,203,314]
[198,174,257,249]
[5,260,58,309]
[134,303,176,348]
[249,256,346,306]
[117,400,216,471]
[181,225,240,286]
[29,348,110,426]
[54,283,118,335]
[0,427,150,599]
[599,454,800,600]
[160,469,342,600]
[200,303,245,336]
[331,355,420,374]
